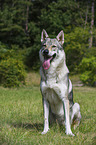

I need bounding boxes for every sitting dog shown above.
[39,29,81,136]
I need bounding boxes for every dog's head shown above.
[39,29,65,70]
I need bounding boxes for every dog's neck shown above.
[40,60,69,83]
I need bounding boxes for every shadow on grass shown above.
[12,122,43,132]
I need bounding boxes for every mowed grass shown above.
[0,72,96,145]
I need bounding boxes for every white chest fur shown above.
[41,80,67,116]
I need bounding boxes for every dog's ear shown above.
[56,30,64,45]
[41,29,49,42]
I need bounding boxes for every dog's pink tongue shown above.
[43,57,52,70]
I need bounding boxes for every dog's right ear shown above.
[41,29,49,42]
[56,30,64,45]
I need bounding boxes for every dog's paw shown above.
[41,129,49,135]
[41,131,47,135]
[65,130,75,136]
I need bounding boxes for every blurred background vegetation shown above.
[0,0,96,87]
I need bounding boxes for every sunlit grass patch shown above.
[25,71,40,86]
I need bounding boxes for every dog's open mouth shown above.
[43,53,56,70]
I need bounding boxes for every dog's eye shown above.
[52,45,57,48]
[42,45,46,48]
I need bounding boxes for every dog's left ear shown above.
[56,30,64,45]
[41,29,49,42]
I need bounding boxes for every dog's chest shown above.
[41,81,64,116]
[45,88,59,104]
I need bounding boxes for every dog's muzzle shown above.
[43,49,49,55]
[42,49,56,70]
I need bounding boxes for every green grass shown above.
[0,73,96,145]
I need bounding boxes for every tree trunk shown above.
[25,0,31,34]
[89,0,94,48]
[84,4,88,29]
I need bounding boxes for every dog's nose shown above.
[43,49,49,55]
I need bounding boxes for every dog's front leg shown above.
[62,99,75,136]
[42,98,49,134]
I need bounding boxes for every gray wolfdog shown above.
[39,29,81,136]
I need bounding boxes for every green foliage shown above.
[0,58,26,87]
[0,41,26,62]
[79,57,96,86]
[25,22,41,69]
[0,42,27,87]
[25,44,40,70]
[65,27,89,71]
[0,2,30,47]
[0,0,96,77]
[85,47,96,58]
[28,22,40,43]
[40,0,85,33]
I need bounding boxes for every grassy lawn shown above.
[0,73,96,145]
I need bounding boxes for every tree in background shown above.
[89,0,94,48]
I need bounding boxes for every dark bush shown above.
[64,27,89,72]
[0,58,26,87]
[25,44,40,70]
[79,57,96,86]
